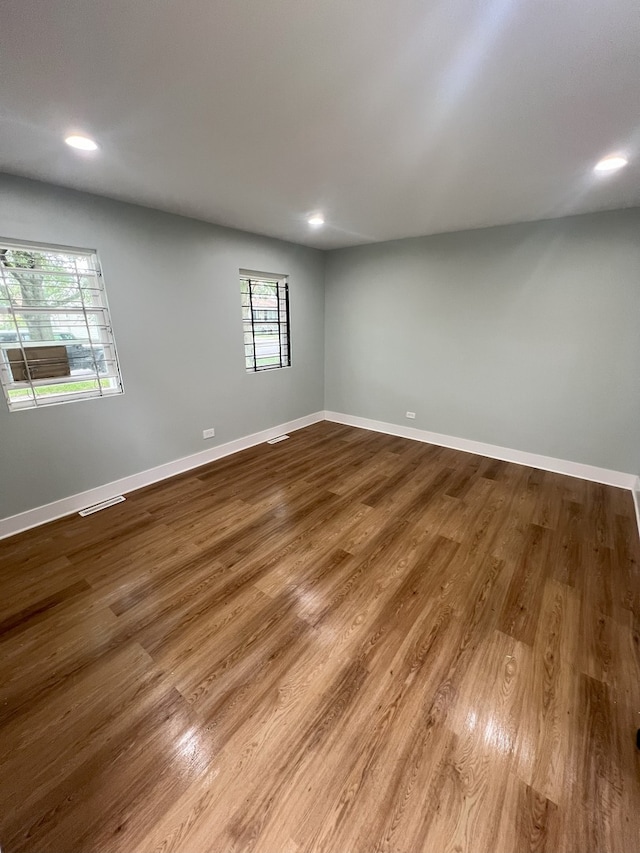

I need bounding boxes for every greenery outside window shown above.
[240,271,290,371]
[0,239,123,411]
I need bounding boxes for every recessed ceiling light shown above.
[308,214,325,227]
[65,134,99,152]
[594,154,628,173]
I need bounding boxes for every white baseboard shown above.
[324,411,637,491]
[0,411,324,540]
[632,476,640,537]
[2,409,638,542]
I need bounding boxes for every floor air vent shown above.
[78,495,126,516]
[267,434,290,445]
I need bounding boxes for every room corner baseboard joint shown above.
[323,410,637,491]
[1,410,638,541]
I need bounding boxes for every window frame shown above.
[0,238,124,412]
[240,270,291,373]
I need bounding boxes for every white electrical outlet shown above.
[405,411,416,420]
[202,428,215,439]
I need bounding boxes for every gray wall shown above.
[2,175,638,522]
[0,174,325,518]
[325,209,640,474]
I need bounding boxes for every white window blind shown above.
[0,239,123,411]
[240,272,290,372]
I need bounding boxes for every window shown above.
[0,239,123,411]
[240,271,290,371]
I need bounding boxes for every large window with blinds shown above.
[240,271,290,372]
[0,239,123,411]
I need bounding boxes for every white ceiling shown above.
[1,0,639,249]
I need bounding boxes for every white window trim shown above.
[0,238,124,411]
[240,269,291,373]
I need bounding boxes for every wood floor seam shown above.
[0,421,638,852]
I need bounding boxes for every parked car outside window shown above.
[0,330,106,373]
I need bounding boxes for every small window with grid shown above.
[0,239,123,411]
[240,271,290,372]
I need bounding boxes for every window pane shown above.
[0,241,122,410]
[240,273,290,372]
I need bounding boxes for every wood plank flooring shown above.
[1,421,639,852]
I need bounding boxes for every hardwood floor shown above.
[1,421,639,852]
